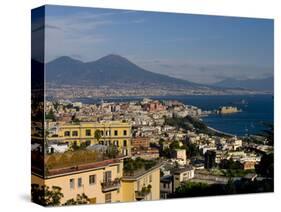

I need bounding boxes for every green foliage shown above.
[94,129,102,142]
[165,116,192,130]
[161,147,171,158]
[31,184,64,206]
[140,184,152,194]
[53,101,60,112]
[223,169,255,178]
[164,115,220,136]
[106,144,119,158]
[71,114,80,124]
[124,157,157,174]
[169,140,181,150]
[219,159,242,170]
[184,142,200,157]
[256,153,274,178]
[172,178,273,198]
[45,109,55,120]
[185,116,208,131]
[63,193,90,205]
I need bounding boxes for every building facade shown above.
[48,121,132,156]
[121,164,161,202]
[173,166,195,192]
[32,158,124,204]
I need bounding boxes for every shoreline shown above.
[207,126,236,137]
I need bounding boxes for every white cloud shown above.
[44,10,145,62]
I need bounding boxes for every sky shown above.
[36,5,273,84]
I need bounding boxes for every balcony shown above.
[101,178,121,192]
[135,185,152,201]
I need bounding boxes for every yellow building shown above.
[48,121,132,156]
[32,158,124,204]
[31,157,162,205]
[121,163,161,202]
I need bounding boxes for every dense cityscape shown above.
[31,97,273,205]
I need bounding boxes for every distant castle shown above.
[217,106,241,114]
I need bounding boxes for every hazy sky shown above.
[41,5,273,84]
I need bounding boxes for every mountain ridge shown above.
[45,54,207,89]
[213,77,273,92]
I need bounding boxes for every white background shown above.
[0,0,280,211]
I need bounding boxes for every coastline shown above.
[207,126,236,137]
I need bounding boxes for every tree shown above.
[256,153,273,178]
[45,109,55,120]
[169,140,181,150]
[106,144,119,158]
[31,184,64,206]
[71,115,80,124]
[63,193,90,205]
[224,178,236,194]
[94,129,102,143]
[185,142,200,157]
[53,101,60,112]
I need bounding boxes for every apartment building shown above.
[32,157,162,205]
[32,158,124,204]
[121,163,161,202]
[172,166,195,192]
[48,121,132,156]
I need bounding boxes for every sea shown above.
[70,95,274,137]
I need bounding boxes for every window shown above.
[86,129,91,136]
[114,130,118,136]
[89,175,96,185]
[64,131,70,137]
[113,140,118,146]
[70,178,75,189]
[163,183,166,188]
[99,140,104,145]
[85,140,91,146]
[78,178,82,188]
[72,131,78,136]
[105,193,111,203]
[149,174,152,183]
[100,130,104,136]
[123,130,127,136]
[123,140,127,147]
[104,171,112,182]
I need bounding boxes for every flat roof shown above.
[33,157,126,179]
[173,165,194,174]
[122,162,163,181]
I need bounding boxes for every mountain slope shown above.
[46,54,206,89]
[213,77,273,92]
